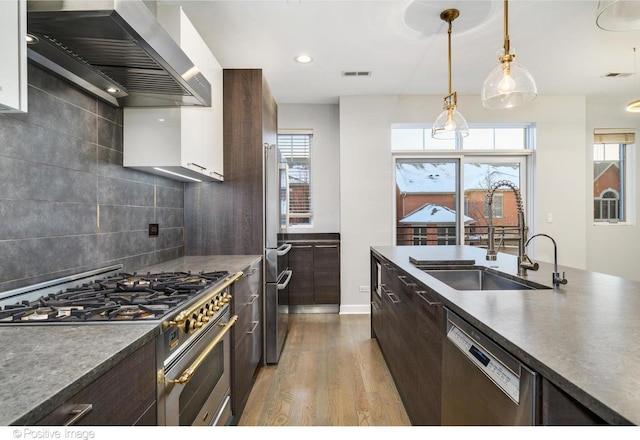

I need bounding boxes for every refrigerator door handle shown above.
[277,270,293,290]
[276,243,292,256]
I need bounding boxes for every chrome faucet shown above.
[485,180,537,276]
[524,233,568,287]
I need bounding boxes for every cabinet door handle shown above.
[187,162,206,171]
[397,275,416,287]
[247,294,259,305]
[416,290,441,307]
[293,245,313,249]
[315,244,338,248]
[63,403,93,426]
[386,292,400,304]
[247,321,260,335]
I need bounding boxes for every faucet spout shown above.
[485,180,534,276]
[524,233,568,288]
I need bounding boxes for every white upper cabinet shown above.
[123,5,223,182]
[0,0,27,113]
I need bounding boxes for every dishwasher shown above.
[442,308,537,425]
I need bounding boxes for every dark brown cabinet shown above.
[287,236,340,309]
[184,68,277,256]
[230,258,263,422]
[370,252,443,426]
[541,378,607,425]
[37,340,156,426]
[289,244,314,306]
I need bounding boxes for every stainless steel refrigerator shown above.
[264,142,292,364]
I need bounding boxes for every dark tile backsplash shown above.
[0,64,185,292]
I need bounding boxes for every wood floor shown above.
[238,313,411,426]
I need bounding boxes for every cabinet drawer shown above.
[232,316,262,416]
[37,340,156,426]
[233,260,262,307]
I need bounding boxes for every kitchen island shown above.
[0,255,260,426]
[371,245,640,426]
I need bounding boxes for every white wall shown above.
[339,94,587,312]
[278,104,341,233]
[586,95,640,280]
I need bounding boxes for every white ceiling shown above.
[164,0,640,105]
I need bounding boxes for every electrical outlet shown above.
[359,285,370,293]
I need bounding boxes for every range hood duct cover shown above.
[26,0,212,107]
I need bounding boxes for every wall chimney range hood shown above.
[26,0,212,107]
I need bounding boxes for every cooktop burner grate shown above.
[0,270,230,323]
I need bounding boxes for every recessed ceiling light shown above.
[106,87,119,94]
[25,34,39,44]
[295,54,313,64]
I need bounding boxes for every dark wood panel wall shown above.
[185,69,277,255]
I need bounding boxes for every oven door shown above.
[162,308,236,426]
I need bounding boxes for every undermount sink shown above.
[419,266,551,291]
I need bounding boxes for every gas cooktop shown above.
[0,270,230,323]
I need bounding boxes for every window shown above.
[278,131,312,226]
[593,129,634,223]
[393,124,532,255]
[391,125,529,152]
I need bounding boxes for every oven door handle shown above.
[167,314,238,385]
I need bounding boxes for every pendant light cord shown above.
[447,18,452,95]
[503,0,510,57]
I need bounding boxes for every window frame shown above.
[392,123,534,247]
[278,130,313,228]
[592,130,636,226]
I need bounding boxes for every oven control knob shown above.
[202,315,210,323]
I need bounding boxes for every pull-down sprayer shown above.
[485,180,537,276]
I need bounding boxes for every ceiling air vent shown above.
[342,71,372,77]
[603,72,633,78]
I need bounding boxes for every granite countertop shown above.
[371,245,640,426]
[0,255,261,426]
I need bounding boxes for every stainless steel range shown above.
[0,265,243,426]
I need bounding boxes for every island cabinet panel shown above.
[37,340,156,426]
[371,252,444,426]
[413,286,444,425]
[230,258,263,421]
[541,378,608,425]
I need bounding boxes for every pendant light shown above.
[627,47,640,112]
[480,0,537,109]
[597,1,640,32]
[432,8,469,140]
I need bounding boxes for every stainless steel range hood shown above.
[26,0,212,107]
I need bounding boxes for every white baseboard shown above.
[339,304,370,314]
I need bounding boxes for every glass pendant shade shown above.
[432,105,469,140]
[481,59,537,109]
[626,99,640,112]
[597,0,640,31]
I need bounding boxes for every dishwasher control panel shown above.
[447,325,521,403]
